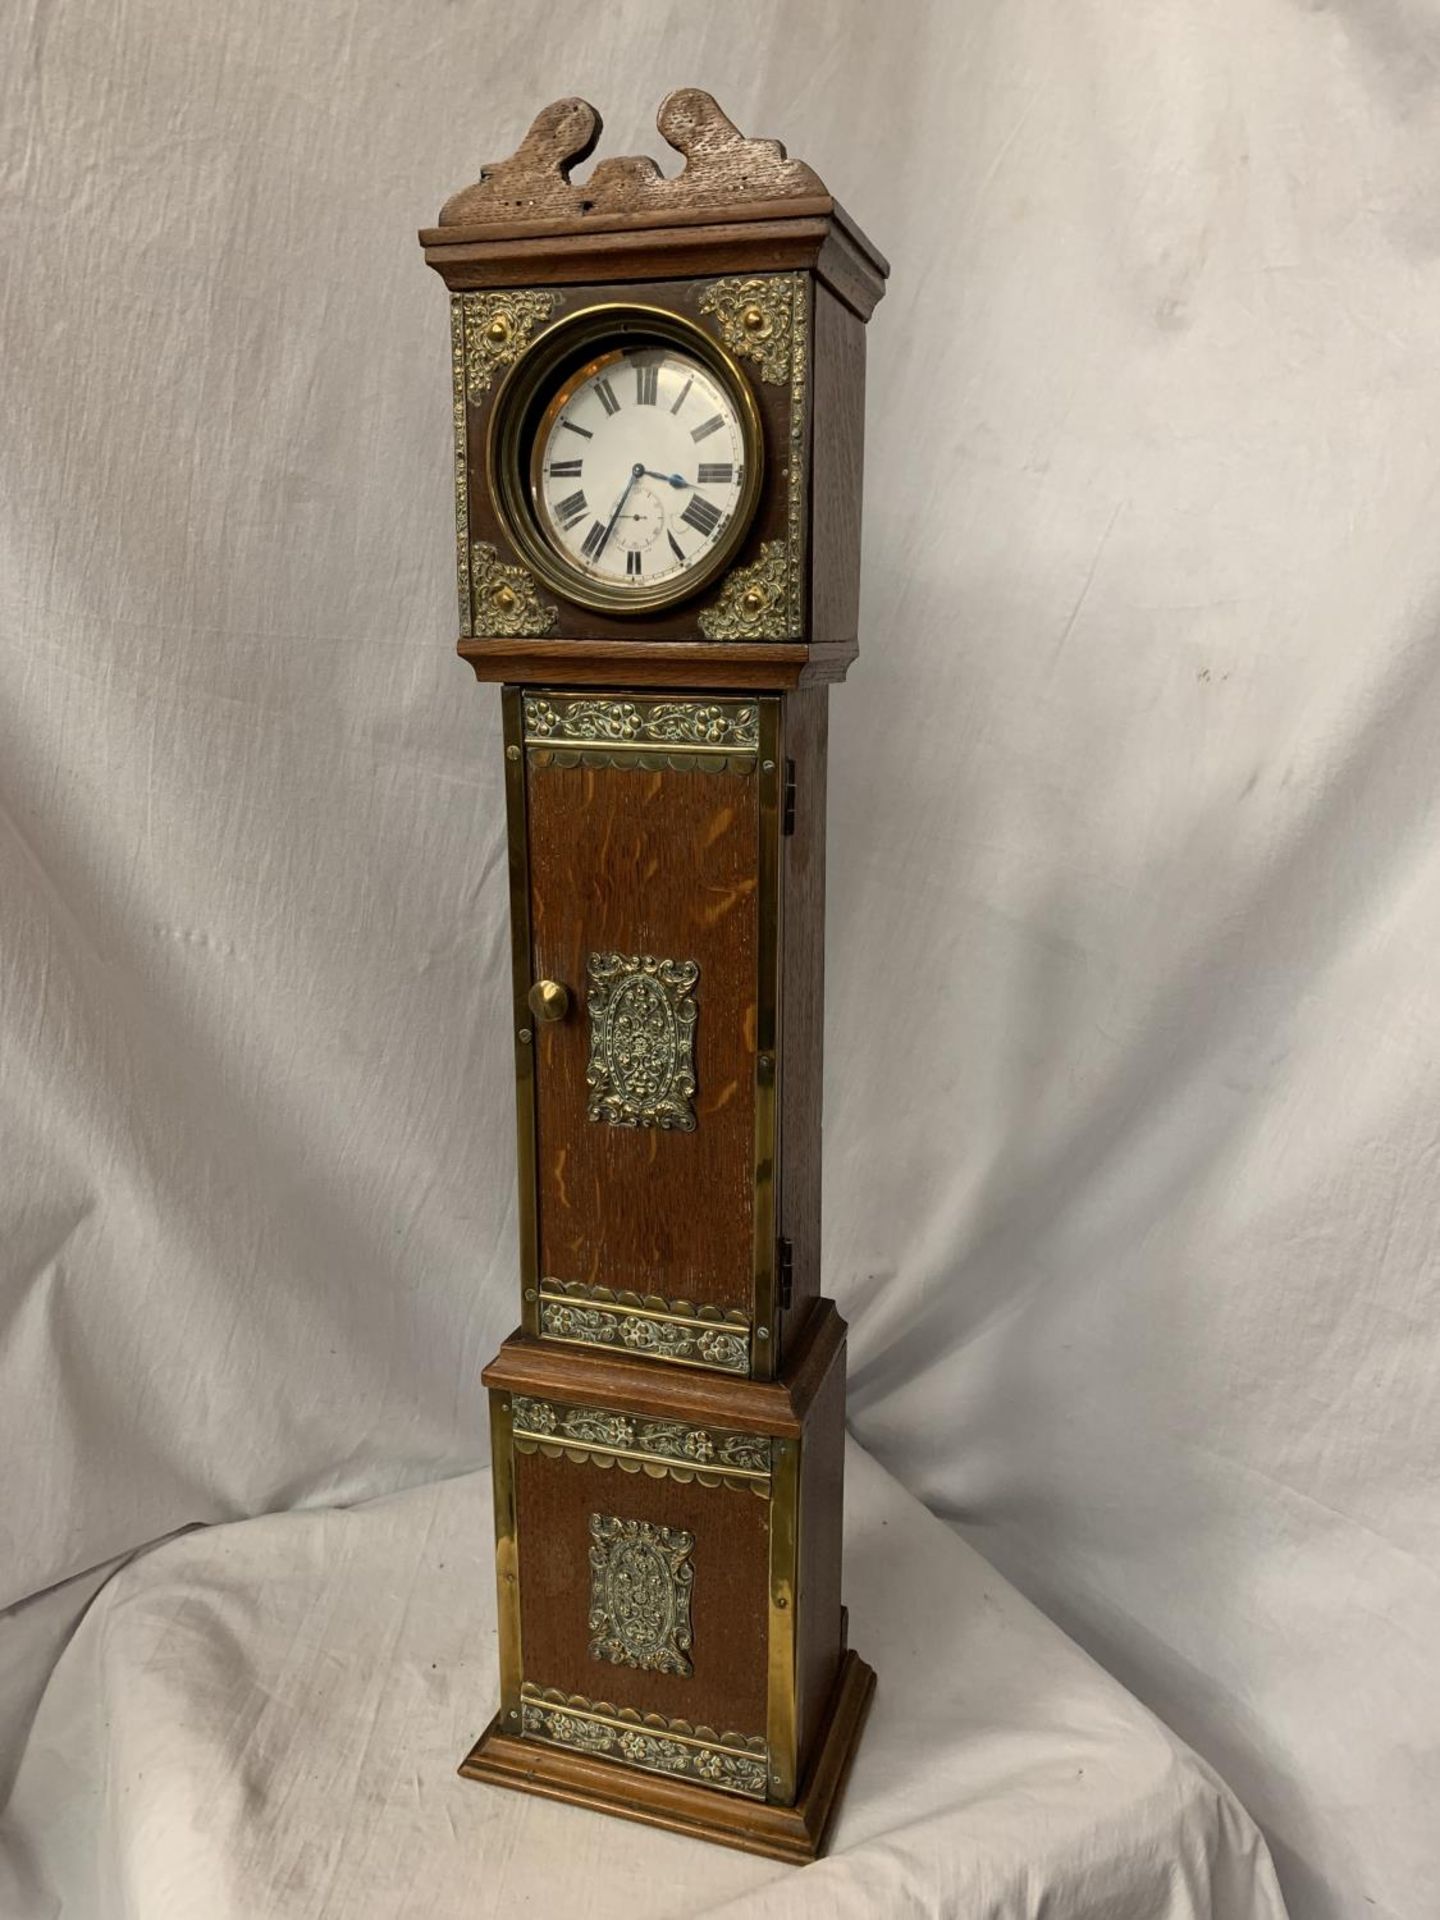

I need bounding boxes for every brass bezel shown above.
[487,304,766,617]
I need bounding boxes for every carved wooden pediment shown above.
[436,89,830,235]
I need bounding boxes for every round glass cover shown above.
[488,307,764,616]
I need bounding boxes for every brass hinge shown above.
[777,1236,794,1313]
[782,758,796,836]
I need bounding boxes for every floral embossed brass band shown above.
[522,693,759,773]
[450,297,472,636]
[587,952,698,1130]
[512,1395,771,1493]
[539,1280,752,1375]
[519,1685,768,1801]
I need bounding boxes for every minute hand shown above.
[595,465,643,559]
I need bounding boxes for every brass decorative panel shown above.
[520,1685,768,1801]
[470,541,559,638]
[694,270,807,641]
[459,289,558,398]
[698,275,796,386]
[588,1514,695,1676]
[538,1281,752,1375]
[586,953,699,1131]
[512,1395,771,1494]
[697,540,789,642]
[523,694,759,773]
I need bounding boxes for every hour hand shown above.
[640,468,690,489]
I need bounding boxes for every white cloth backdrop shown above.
[1,3,1436,1916]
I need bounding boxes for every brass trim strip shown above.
[528,746,756,776]
[450,295,472,637]
[751,698,782,1380]
[788,275,810,635]
[766,1433,800,1803]
[520,1684,769,1801]
[502,688,541,1337]
[490,1392,523,1731]
[528,738,752,758]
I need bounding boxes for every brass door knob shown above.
[527,978,570,1023]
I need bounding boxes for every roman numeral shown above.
[580,520,608,561]
[691,414,724,442]
[634,362,659,406]
[670,375,694,415]
[554,490,588,530]
[626,550,643,577]
[681,495,723,538]
[548,459,583,478]
[668,531,686,564]
[697,462,734,486]
[594,376,620,416]
[561,419,593,439]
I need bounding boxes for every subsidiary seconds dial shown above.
[534,347,747,592]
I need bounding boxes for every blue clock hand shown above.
[640,467,690,489]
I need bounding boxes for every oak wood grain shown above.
[515,1447,771,1733]
[526,757,758,1313]
[795,1341,846,1765]
[809,287,868,651]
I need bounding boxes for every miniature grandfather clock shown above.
[420,91,887,1861]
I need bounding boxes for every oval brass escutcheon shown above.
[527,978,570,1023]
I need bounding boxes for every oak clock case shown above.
[420,89,888,1864]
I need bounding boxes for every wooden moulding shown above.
[458,637,858,692]
[481,1296,847,1441]
[458,1646,875,1865]
[421,90,888,320]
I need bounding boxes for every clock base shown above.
[458,1646,875,1864]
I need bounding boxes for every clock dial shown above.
[531,347,749,595]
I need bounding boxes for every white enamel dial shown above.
[532,347,748,593]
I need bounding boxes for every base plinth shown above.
[458,1648,875,1864]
